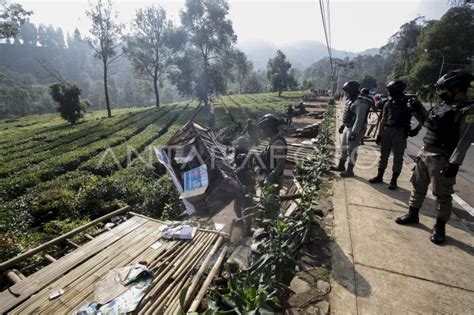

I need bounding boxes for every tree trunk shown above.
[278,88,282,97]
[153,72,160,108]
[103,61,112,118]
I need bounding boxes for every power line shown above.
[318,0,333,72]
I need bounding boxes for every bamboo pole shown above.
[188,244,229,312]
[43,254,57,263]
[139,233,215,313]
[4,269,22,284]
[138,234,207,312]
[0,205,131,271]
[183,236,224,310]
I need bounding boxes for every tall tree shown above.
[267,50,296,96]
[360,75,377,90]
[233,49,252,94]
[0,0,32,40]
[177,0,236,105]
[381,17,424,78]
[19,21,36,45]
[86,0,123,118]
[406,6,474,99]
[125,6,184,107]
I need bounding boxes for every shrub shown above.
[49,82,89,124]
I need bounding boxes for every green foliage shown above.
[267,50,297,97]
[404,6,474,100]
[0,0,32,40]
[360,75,377,91]
[125,5,185,107]
[173,0,236,104]
[381,16,424,78]
[49,82,89,124]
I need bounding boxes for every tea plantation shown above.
[0,92,307,265]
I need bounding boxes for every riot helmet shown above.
[435,70,473,102]
[258,114,280,137]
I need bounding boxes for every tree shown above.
[405,6,474,99]
[381,17,424,78]
[177,0,237,105]
[49,82,89,124]
[360,75,377,91]
[244,71,264,94]
[125,6,185,107]
[233,49,252,94]
[86,0,123,118]
[267,50,296,96]
[0,0,32,40]
[19,21,36,45]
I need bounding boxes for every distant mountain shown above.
[236,40,380,70]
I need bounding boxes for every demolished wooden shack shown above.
[161,121,241,213]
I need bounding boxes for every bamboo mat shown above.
[4,215,226,314]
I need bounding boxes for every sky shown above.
[16,0,450,52]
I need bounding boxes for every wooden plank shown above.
[11,217,153,314]
[0,216,146,314]
[24,220,163,314]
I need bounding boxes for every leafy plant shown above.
[49,82,89,124]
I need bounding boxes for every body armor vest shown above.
[342,100,355,126]
[342,97,371,127]
[423,101,470,155]
[385,97,411,129]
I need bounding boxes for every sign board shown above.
[154,148,196,215]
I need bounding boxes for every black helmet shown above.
[258,114,280,130]
[386,80,407,93]
[360,88,370,96]
[342,81,359,93]
[435,70,473,91]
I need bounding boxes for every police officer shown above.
[369,80,425,190]
[396,70,474,244]
[286,105,294,128]
[257,114,287,185]
[334,81,371,177]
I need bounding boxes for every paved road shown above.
[405,125,474,221]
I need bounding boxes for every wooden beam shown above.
[0,205,130,271]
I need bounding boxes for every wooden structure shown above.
[164,121,241,212]
[0,208,228,314]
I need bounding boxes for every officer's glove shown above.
[338,125,345,134]
[348,133,356,141]
[408,126,421,137]
[441,163,459,178]
[375,135,382,145]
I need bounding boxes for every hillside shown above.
[0,91,307,268]
[237,40,380,70]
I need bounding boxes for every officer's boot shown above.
[388,172,400,190]
[369,168,384,184]
[395,206,419,225]
[340,163,355,178]
[430,218,446,244]
[331,159,346,172]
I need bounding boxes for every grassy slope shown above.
[0,92,307,265]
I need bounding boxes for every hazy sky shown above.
[17,0,450,52]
